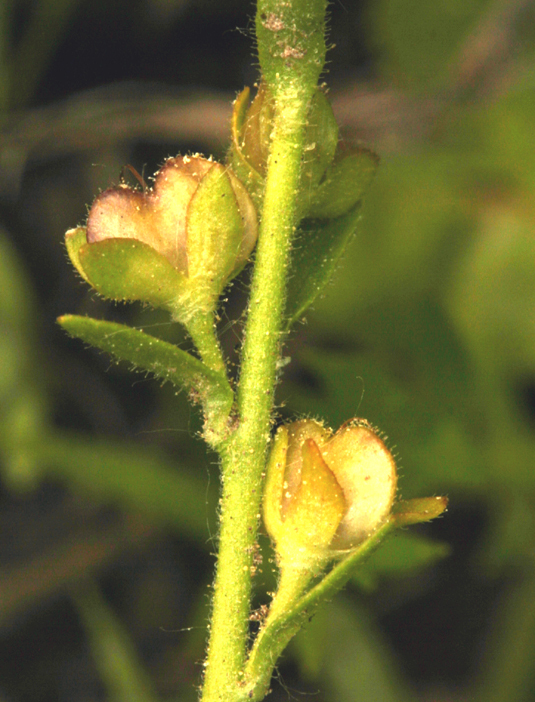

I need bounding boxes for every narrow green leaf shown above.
[369,0,492,90]
[38,432,212,538]
[57,315,233,424]
[78,238,187,313]
[72,581,159,702]
[285,204,363,328]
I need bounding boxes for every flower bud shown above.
[229,84,339,211]
[65,155,257,321]
[230,83,379,225]
[264,419,397,571]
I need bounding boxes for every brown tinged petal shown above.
[320,421,397,549]
[70,154,258,318]
[86,156,214,272]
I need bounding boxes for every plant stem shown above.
[186,311,227,377]
[200,95,314,702]
[201,1,328,697]
[243,520,396,700]
[185,311,234,446]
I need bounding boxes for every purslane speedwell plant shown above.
[59,1,447,700]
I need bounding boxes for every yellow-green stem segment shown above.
[184,311,227,377]
[200,96,311,702]
[201,2,327,699]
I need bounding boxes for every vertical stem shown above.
[201,1,327,697]
[200,97,313,702]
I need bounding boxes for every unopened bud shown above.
[65,155,257,321]
[229,84,338,212]
[264,419,397,571]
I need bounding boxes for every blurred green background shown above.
[1,0,535,700]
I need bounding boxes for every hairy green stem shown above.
[243,520,396,700]
[184,311,234,446]
[200,95,314,702]
[186,311,228,377]
[200,1,328,698]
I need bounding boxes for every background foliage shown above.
[1,0,535,700]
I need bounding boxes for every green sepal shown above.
[306,148,379,220]
[263,425,288,545]
[285,204,363,328]
[57,315,233,440]
[228,87,266,209]
[229,85,338,214]
[281,438,346,562]
[392,497,449,526]
[77,237,187,314]
[298,90,339,216]
[65,227,92,285]
[187,163,244,304]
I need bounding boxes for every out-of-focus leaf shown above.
[9,0,82,109]
[58,315,233,422]
[284,331,485,495]
[443,77,535,189]
[308,151,470,328]
[470,565,535,702]
[0,228,48,489]
[0,227,34,327]
[0,3,9,114]
[35,433,212,539]
[480,493,535,575]
[291,597,413,701]
[285,150,378,327]
[368,0,492,90]
[72,580,160,702]
[448,203,535,386]
[353,532,451,591]
[446,200,535,491]
[0,514,155,625]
